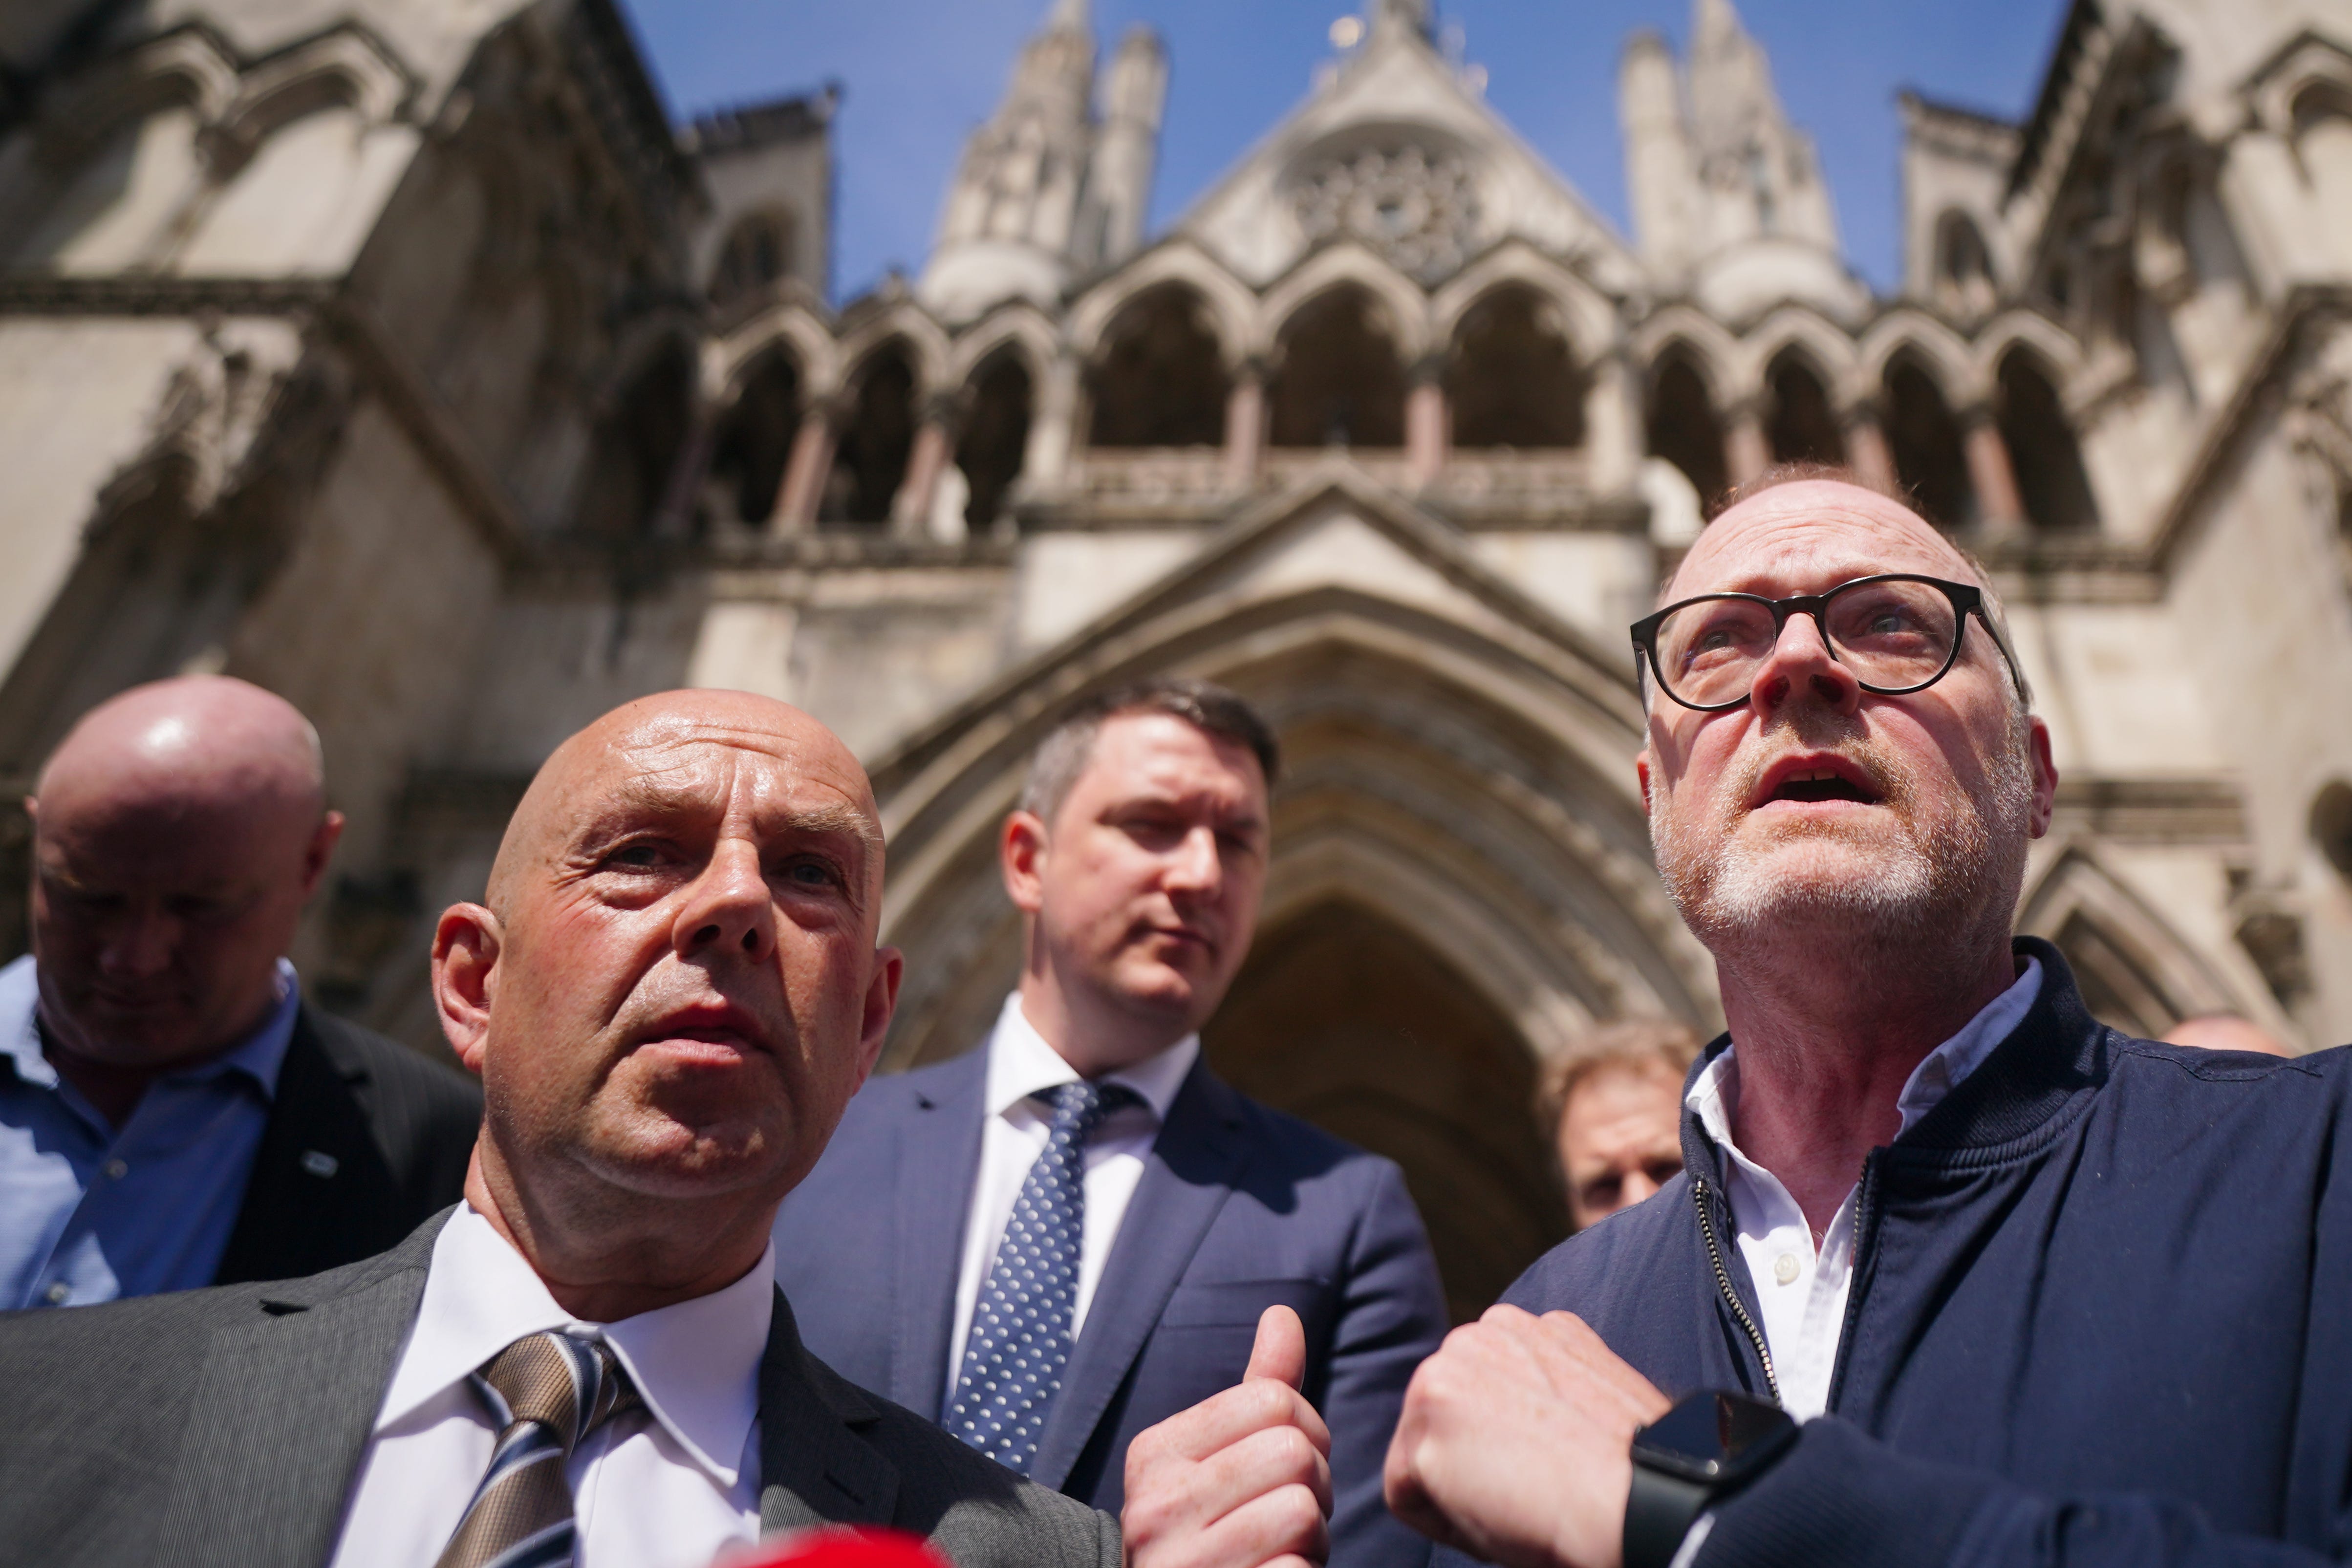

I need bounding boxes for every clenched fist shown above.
[1383,1306,1671,1568]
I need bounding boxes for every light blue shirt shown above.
[0,952,300,1310]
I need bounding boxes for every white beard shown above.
[1650,717,2035,963]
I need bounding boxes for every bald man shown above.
[0,690,1120,1568]
[0,676,478,1310]
[1158,468,2352,1568]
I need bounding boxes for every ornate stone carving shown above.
[1291,143,1478,280]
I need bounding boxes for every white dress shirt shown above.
[1686,958,2043,1421]
[327,1206,773,1568]
[943,991,1199,1409]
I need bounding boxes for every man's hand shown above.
[1384,1306,1672,1568]
[1123,1306,1334,1568]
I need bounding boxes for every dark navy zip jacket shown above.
[1452,938,2352,1567]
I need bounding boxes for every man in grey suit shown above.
[0,690,1127,1568]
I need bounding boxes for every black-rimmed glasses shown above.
[1629,574,2028,713]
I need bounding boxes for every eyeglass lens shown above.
[1651,579,1961,707]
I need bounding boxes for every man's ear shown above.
[2024,715,2059,838]
[1000,809,1050,915]
[432,902,502,1076]
[298,811,347,900]
[1636,751,1654,816]
[854,945,906,1091]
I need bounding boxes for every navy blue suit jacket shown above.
[774,1043,1449,1568]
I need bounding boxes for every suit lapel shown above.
[156,1218,445,1568]
[1030,1061,1248,1490]
[758,1289,902,1534]
[214,1008,401,1287]
[890,1048,988,1418]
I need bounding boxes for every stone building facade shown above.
[2,0,2349,1315]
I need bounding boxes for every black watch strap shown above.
[1623,1463,1713,1568]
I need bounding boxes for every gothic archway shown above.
[1205,900,1567,1322]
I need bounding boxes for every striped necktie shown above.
[433,1331,641,1568]
[945,1078,1140,1473]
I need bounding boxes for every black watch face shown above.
[1633,1392,1796,1484]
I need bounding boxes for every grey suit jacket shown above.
[0,1210,1120,1568]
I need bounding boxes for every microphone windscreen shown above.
[715,1526,953,1568]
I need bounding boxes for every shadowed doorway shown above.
[1202,901,1569,1322]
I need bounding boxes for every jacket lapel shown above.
[214,1007,403,1287]
[1029,1061,1248,1490]
[758,1289,903,1534]
[155,1216,447,1568]
[891,1048,989,1418]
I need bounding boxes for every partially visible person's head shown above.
[1638,467,2057,975]
[28,676,343,1067]
[432,690,901,1224]
[1539,1019,1701,1229]
[1004,678,1278,1070]
[2163,1013,2296,1058]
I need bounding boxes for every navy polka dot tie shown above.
[946,1079,1139,1473]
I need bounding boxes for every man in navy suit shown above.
[774,677,1448,1566]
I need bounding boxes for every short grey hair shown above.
[1019,678,1281,827]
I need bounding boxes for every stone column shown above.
[891,394,959,537]
[1843,398,1898,494]
[770,397,838,534]
[1584,349,1639,495]
[1961,404,2025,533]
[649,407,716,537]
[1024,353,1080,491]
[1222,357,1267,492]
[1405,354,1448,488]
[1725,395,1771,487]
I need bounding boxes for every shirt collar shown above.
[1689,956,2046,1158]
[984,990,1199,1125]
[377,1205,774,1489]
[0,953,300,1101]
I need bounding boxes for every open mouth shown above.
[1751,757,1887,811]
[1769,772,1879,805]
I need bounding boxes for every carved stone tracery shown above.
[1291,142,1479,281]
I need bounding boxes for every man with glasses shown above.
[1140,467,2352,1568]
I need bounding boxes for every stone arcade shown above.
[3,0,2350,1313]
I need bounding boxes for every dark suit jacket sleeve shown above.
[1324,1155,1451,1568]
[213,1007,481,1286]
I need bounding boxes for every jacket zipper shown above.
[1823,1150,1882,1414]
[1690,1176,1781,1404]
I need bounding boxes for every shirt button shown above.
[43,1281,69,1305]
[102,1159,129,1181]
[1773,1252,1801,1286]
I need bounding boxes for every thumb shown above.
[1244,1303,1306,1389]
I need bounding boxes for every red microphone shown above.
[716,1527,953,1568]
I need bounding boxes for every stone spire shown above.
[919,0,1100,321]
[1081,24,1168,268]
[1619,28,1697,270]
[1681,0,1837,254]
[1368,0,1432,44]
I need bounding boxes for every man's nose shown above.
[99,908,176,979]
[672,839,777,965]
[1748,610,1862,722]
[1620,1168,1662,1210]
[1162,825,1223,895]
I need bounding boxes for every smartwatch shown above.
[1622,1390,1799,1568]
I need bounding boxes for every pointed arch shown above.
[1066,239,1256,368]
[823,338,922,526]
[1084,282,1230,449]
[946,301,1058,387]
[1259,242,1432,363]
[1644,345,1729,506]
[1445,283,1587,450]
[834,301,951,400]
[1741,306,1862,406]
[953,348,1034,529]
[2020,844,2248,1037]
[714,297,839,402]
[1428,243,1617,362]
[703,344,803,528]
[1629,307,1740,408]
[1995,345,2099,532]
[1268,284,1409,448]
[1763,347,1845,466]
[1857,311,1983,404]
[1881,350,1977,528]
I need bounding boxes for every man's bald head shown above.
[38,675,326,826]
[484,689,883,923]
[28,677,344,1073]
[430,690,901,1314]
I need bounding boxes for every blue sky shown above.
[617,0,2071,304]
